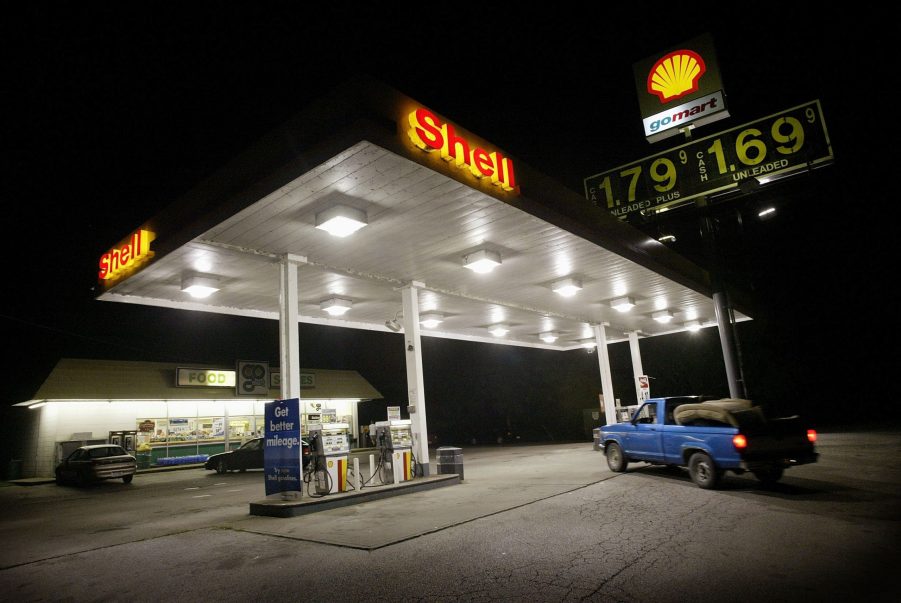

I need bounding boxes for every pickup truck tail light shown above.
[732,434,748,450]
[807,429,817,443]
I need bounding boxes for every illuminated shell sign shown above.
[647,50,706,103]
[631,33,729,143]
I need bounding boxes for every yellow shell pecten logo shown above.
[647,49,707,103]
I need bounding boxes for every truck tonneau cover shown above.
[673,399,760,428]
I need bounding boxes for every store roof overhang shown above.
[94,76,752,350]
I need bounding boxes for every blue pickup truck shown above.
[599,396,818,488]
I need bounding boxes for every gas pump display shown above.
[374,419,414,483]
[307,422,350,495]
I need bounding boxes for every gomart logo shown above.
[407,108,517,192]
[647,50,706,103]
[98,229,155,281]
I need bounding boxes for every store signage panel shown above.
[269,370,315,389]
[584,100,833,219]
[236,360,269,396]
[264,397,302,496]
[176,368,236,388]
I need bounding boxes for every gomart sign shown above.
[633,33,730,143]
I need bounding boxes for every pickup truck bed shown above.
[599,396,818,488]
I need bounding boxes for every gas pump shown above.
[374,419,413,484]
[307,422,350,495]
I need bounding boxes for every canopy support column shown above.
[401,282,430,476]
[593,323,617,425]
[278,254,304,401]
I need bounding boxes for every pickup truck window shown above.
[634,404,657,424]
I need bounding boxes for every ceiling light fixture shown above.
[684,319,702,332]
[551,277,582,297]
[420,313,444,329]
[758,206,776,219]
[181,274,220,299]
[489,324,509,337]
[315,205,367,237]
[652,310,674,323]
[658,232,676,243]
[385,310,402,332]
[581,340,597,349]
[610,296,635,312]
[462,249,501,274]
[320,297,353,316]
[539,331,559,343]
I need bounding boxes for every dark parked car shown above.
[204,437,312,474]
[55,444,137,486]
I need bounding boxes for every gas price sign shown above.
[584,100,833,219]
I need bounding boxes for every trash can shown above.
[7,459,23,480]
[136,452,152,469]
[436,446,464,480]
[592,427,602,451]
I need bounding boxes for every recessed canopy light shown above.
[581,340,597,349]
[758,206,776,219]
[181,275,220,299]
[315,205,367,237]
[320,297,352,316]
[551,277,582,297]
[539,331,559,343]
[658,233,676,243]
[463,249,501,274]
[652,310,674,323]
[610,296,635,312]
[420,313,444,329]
[489,324,509,337]
[684,319,702,332]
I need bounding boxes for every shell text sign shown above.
[647,50,707,103]
[98,229,155,281]
[407,108,516,192]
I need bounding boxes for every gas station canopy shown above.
[96,77,750,349]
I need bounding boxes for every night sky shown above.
[2,5,894,451]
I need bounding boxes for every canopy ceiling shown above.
[96,77,750,350]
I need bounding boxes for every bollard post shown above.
[353,457,361,490]
[369,454,375,483]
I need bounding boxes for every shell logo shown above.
[647,49,706,103]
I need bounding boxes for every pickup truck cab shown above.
[599,396,818,488]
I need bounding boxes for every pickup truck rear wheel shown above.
[688,452,721,489]
[606,442,628,472]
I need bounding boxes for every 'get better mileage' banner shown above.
[264,398,302,496]
[584,100,833,219]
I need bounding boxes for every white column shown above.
[401,282,430,476]
[628,331,644,401]
[278,254,303,401]
[592,323,617,425]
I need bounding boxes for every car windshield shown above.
[240,439,262,451]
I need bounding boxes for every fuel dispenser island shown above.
[374,419,414,484]
[307,422,350,495]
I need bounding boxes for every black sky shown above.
[1,5,894,438]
